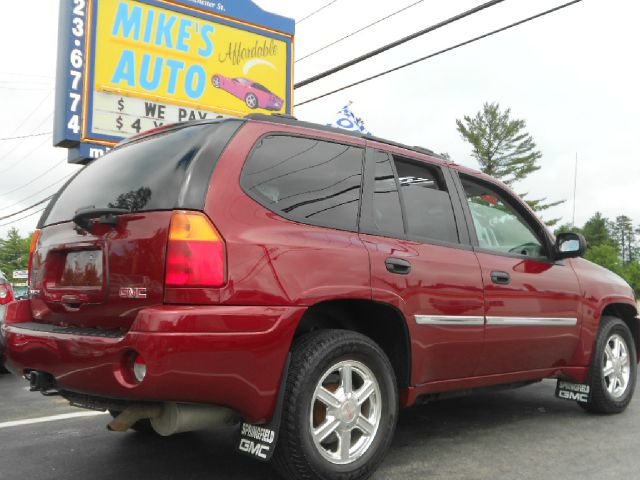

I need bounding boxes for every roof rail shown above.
[244,113,446,161]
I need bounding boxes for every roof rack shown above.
[245,113,446,161]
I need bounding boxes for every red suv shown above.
[3,114,638,480]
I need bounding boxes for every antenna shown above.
[572,153,578,227]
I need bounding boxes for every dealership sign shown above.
[54,0,294,163]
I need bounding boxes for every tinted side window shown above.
[371,150,404,237]
[460,175,545,258]
[241,136,364,231]
[393,157,458,244]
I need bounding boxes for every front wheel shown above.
[581,316,637,413]
[273,330,398,480]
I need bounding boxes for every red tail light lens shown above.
[165,211,225,287]
[0,284,7,299]
[28,229,41,286]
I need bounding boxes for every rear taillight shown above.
[28,229,41,286]
[165,211,226,287]
[0,285,7,299]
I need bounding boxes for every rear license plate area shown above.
[59,250,103,288]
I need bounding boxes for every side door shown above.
[453,171,582,375]
[359,147,485,385]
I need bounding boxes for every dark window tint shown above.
[252,83,270,93]
[241,136,364,231]
[45,125,212,225]
[393,157,458,244]
[371,150,404,237]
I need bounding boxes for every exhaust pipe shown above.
[151,402,237,436]
[107,404,163,432]
[28,371,58,395]
[107,402,236,435]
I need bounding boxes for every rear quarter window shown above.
[241,135,364,232]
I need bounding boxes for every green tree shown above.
[623,261,640,296]
[456,102,564,225]
[0,228,32,278]
[611,215,635,264]
[554,223,581,236]
[585,244,623,276]
[456,102,541,185]
[582,212,616,248]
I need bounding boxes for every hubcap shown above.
[602,333,631,399]
[310,360,381,465]
[247,95,257,108]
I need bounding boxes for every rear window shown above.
[43,125,214,226]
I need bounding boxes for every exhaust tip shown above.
[28,371,56,392]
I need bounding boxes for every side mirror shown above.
[555,232,587,260]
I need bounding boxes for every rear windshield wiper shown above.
[72,206,129,231]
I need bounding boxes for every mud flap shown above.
[236,354,290,462]
[555,379,590,403]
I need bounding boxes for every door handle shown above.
[490,271,511,285]
[385,258,411,275]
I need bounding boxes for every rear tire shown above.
[581,316,637,414]
[273,330,398,480]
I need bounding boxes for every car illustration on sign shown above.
[211,74,284,111]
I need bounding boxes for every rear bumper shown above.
[2,300,304,423]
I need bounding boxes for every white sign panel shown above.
[13,270,28,280]
[91,91,231,138]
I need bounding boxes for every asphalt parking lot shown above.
[1,371,638,480]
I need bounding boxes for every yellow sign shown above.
[86,0,292,142]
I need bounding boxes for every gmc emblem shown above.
[119,287,147,299]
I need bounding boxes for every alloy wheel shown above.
[309,360,381,465]
[602,333,631,399]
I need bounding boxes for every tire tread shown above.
[582,316,637,414]
[272,329,397,480]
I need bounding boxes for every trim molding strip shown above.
[486,317,577,327]
[415,315,577,327]
[415,315,484,326]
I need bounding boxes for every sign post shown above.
[53,0,294,163]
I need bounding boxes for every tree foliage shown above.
[557,212,640,295]
[456,102,564,225]
[456,102,542,184]
[611,215,637,264]
[0,228,32,278]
